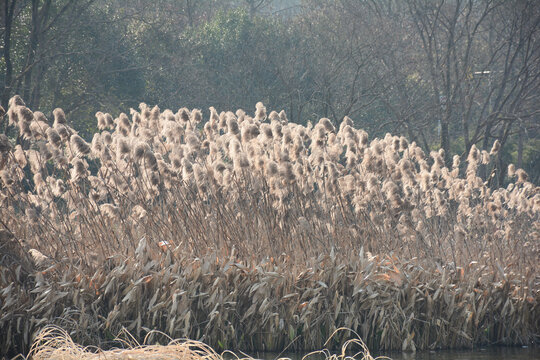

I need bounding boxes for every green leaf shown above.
[289,324,295,341]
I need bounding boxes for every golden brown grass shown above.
[24,326,384,360]
[27,326,224,360]
[0,96,538,357]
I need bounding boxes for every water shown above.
[373,347,538,359]
[252,347,538,360]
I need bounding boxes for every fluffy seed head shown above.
[133,142,150,161]
[38,142,52,161]
[279,162,295,183]
[481,150,490,165]
[71,158,88,180]
[71,134,91,156]
[117,138,131,155]
[508,164,516,177]
[56,125,70,141]
[319,118,335,133]
[467,144,479,163]
[53,108,67,126]
[490,140,500,155]
[177,108,190,123]
[7,107,20,126]
[104,113,114,128]
[452,155,460,169]
[359,131,368,147]
[19,119,32,139]
[102,131,113,145]
[272,122,283,139]
[46,128,62,148]
[191,109,202,124]
[340,116,354,133]
[255,102,267,121]
[516,169,528,183]
[18,106,34,123]
[213,160,226,173]
[96,112,107,130]
[261,124,273,139]
[117,113,131,136]
[186,132,201,151]
[399,137,409,151]
[279,110,288,124]
[13,145,26,167]
[9,95,25,107]
[227,117,240,135]
[144,150,158,171]
[268,111,280,122]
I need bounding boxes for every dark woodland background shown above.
[1,0,538,183]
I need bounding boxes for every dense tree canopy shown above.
[1,0,538,182]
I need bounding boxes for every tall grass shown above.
[0,96,538,356]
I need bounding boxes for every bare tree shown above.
[1,0,18,116]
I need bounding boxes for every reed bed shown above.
[0,96,538,357]
[1,246,537,356]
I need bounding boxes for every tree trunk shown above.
[22,0,40,104]
[22,0,52,108]
[186,0,193,27]
[1,0,16,118]
[440,117,450,163]
[517,125,524,169]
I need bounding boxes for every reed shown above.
[0,97,538,357]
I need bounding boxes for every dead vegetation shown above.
[24,326,383,360]
[0,96,538,357]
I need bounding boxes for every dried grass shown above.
[0,97,538,357]
[25,326,383,360]
[26,326,228,360]
[1,246,537,356]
